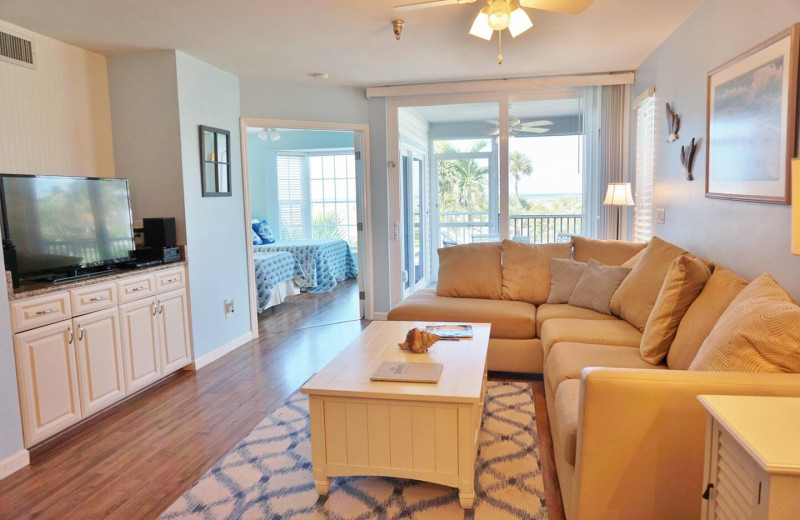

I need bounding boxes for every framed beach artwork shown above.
[706,24,799,204]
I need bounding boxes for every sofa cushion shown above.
[387,290,536,340]
[546,342,665,395]
[640,255,711,365]
[501,240,571,305]
[667,267,749,370]
[536,304,619,337]
[622,248,645,268]
[571,236,647,266]
[540,319,642,361]
[610,237,687,332]
[554,379,581,466]
[568,259,631,315]
[690,274,800,373]
[546,258,586,304]
[437,242,503,300]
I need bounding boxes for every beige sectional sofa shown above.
[387,236,800,520]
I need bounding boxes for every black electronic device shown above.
[143,218,176,248]
[129,246,181,264]
[0,174,135,286]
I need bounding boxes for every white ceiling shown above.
[0,0,703,87]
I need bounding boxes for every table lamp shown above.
[604,182,635,240]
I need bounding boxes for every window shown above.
[276,151,357,247]
[632,89,655,242]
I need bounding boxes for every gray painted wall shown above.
[0,254,24,460]
[632,0,800,300]
[108,52,186,242]
[176,52,251,357]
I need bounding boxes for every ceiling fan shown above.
[394,0,594,63]
[487,117,554,136]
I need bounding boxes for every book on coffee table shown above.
[424,324,473,340]
[370,361,443,383]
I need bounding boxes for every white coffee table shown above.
[301,320,490,509]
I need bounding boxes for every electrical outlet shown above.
[224,299,235,319]
[656,208,666,224]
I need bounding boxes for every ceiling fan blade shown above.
[518,0,593,15]
[520,120,554,127]
[394,0,476,11]
[517,127,551,134]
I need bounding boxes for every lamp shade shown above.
[469,7,493,40]
[508,3,533,37]
[604,183,635,206]
[793,159,800,255]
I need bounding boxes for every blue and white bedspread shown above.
[254,251,305,312]
[253,239,357,293]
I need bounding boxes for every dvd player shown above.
[129,246,181,264]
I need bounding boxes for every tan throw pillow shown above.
[568,259,632,315]
[571,236,648,266]
[546,259,587,304]
[437,242,502,300]
[690,274,800,373]
[640,255,711,365]
[667,267,749,370]
[622,248,645,268]
[501,240,571,304]
[610,236,687,331]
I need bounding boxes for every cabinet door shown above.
[74,307,126,417]
[119,297,161,393]
[14,321,81,446]
[158,289,192,375]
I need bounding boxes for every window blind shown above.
[276,154,309,240]
[633,92,655,243]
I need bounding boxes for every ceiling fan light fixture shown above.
[487,0,511,31]
[257,128,268,141]
[469,7,493,40]
[508,3,533,37]
[269,128,281,141]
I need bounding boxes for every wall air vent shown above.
[0,28,36,69]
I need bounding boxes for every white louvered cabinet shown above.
[698,396,800,520]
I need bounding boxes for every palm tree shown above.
[509,151,533,200]
[435,141,489,212]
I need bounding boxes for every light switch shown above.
[656,208,666,224]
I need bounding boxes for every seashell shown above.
[398,328,440,353]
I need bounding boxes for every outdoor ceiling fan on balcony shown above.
[487,117,553,136]
[394,0,594,64]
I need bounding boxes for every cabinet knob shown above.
[88,296,106,302]
[132,286,145,292]
[35,308,54,315]
[67,326,74,344]
[167,278,178,283]
[77,325,84,341]
[152,302,157,316]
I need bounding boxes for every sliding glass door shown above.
[401,146,426,295]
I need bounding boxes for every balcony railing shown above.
[439,211,582,246]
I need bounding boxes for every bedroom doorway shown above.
[240,119,372,338]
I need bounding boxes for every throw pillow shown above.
[568,259,632,315]
[546,258,587,304]
[640,255,711,365]
[621,248,645,268]
[667,267,748,370]
[571,236,647,266]
[252,219,276,244]
[251,229,263,246]
[501,240,571,304]
[609,236,687,331]
[689,274,800,373]
[437,242,503,300]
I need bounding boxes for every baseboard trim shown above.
[187,331,254,371]
[0,449,29,480]
[372,312,388,320]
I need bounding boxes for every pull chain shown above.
[497,31,503,64]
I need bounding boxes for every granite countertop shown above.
[6,261,187,301]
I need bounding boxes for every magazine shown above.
[424,324,473,340]
[370,362,443,383]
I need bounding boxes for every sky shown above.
[510,134,583,196]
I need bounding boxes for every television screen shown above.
[0,175,135,279]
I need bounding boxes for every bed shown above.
[254,251,305,312]
[253,239,358,294]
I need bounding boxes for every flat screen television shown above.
[0,174,135,284]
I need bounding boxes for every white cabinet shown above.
[10,264,192,447]
[119,296,161,393]
[699,395,800,520]
[73,307,126,416]
[14,321,82,446]
[158,289,191,375]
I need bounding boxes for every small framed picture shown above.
[199,125,232,197]
[706,24,799,204]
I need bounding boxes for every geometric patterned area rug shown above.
[158,381,547,520]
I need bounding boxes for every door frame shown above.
[239,117,374,339]
[399,143,428,297]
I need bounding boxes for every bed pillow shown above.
[546,258,587,304]
[252,219,276,244]
[568,259,632,315]
[252,229,263,245]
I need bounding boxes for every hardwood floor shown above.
[0,302,565,520]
